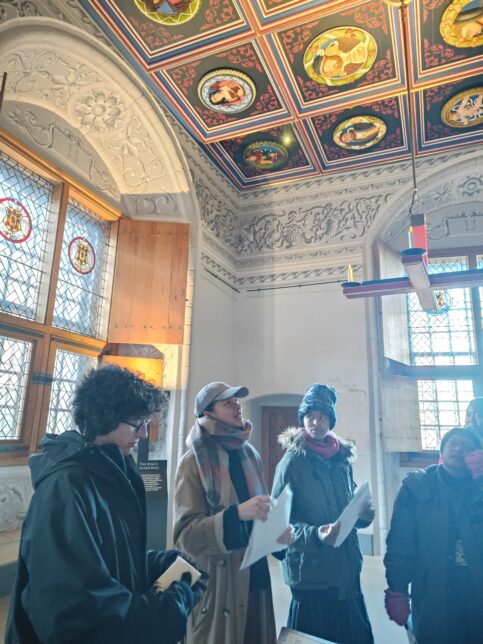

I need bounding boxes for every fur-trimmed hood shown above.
[278,426,356,462]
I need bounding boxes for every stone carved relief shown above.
[237,197,384,254]
[100,116,168,190]
[458,175,483,198]
[383,172,483,245]
[0,1,40,20]
[0,473,33,532]
[7,105,119,198]
[428,211,482,241]
[0,19,195,221]
[194,176,240,248]
[5,49,101,109]
[73,89,125,132]
[195,167,385,256]
[133,193,178,219]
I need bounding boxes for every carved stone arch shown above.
[0,17,202,506]
[0,17,199,226]
[365,150,483,254]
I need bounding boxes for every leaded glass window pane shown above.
[407,257,477,365]
[418,379,474,450]
[478,255,483,326]
[52,198,111,338]
[0,151,55,321]
[46,349,97,435]
[0,334,33,440]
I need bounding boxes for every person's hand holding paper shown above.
[332,481,372,548]
[240,485,293,569]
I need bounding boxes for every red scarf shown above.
[300,428,340,459]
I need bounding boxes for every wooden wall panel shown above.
[108,220,189,344]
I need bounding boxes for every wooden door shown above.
[261,406,299,491]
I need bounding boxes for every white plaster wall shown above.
[232,282,374,513]
[186,271,238,430]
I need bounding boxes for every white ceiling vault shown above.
[0,1,481,291]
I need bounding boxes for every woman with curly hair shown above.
[6,365,203,644]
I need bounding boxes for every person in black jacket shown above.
[384,427,483,644]
[272,383,375,644]
[6,365,203,644]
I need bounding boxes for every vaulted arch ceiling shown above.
[0,17,199,224]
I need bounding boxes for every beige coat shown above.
[174,448,276,644]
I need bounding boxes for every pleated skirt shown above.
[287,586,374,644]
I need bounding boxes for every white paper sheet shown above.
[240,485,293,570]
[154,556,201,592]
[333,481,371,548]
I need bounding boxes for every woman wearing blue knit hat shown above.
[272,383,375,643]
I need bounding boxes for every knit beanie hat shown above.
[298,384,337,428]
[439,427,482,454]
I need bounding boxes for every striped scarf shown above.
[186,417,266,510]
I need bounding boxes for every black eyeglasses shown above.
[123,419,150,433]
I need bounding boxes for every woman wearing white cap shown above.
[174,382,294,644]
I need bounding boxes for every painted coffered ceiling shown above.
[77,0,483,190]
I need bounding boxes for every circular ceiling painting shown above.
[198,69,256,114]
[333,115,387,150]
[304,26,377,87]
[441,88,483,128]
[243,141,288,171]
[440,0,483,48]
[134,0,201,25]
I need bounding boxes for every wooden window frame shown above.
[388,246,483,463]
[0,129,120,464]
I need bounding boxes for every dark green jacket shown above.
[6,431,193,644]
[272,428,370,597]
[384,465,483,644]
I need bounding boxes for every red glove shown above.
[465,449,483,479]
[384,588,410,626]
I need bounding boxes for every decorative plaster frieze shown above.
[193,175,240,247]
[236,263,357,288]
[201,248,362,290]
[235,244,362,270]
[202,230,238,265]
[201,253,238,287]
[237,195,386,255]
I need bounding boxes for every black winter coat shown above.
[384,465,483,644]
[272,428,371,596]
[6,431,193,644]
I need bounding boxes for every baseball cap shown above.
[194,382,249,417]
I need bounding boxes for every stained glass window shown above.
[0,151,55,321]
[0,334,33,440]
[417,380,474,450]
[52,198,112,338]
[46,349,97,435]
[407,257,476,366]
